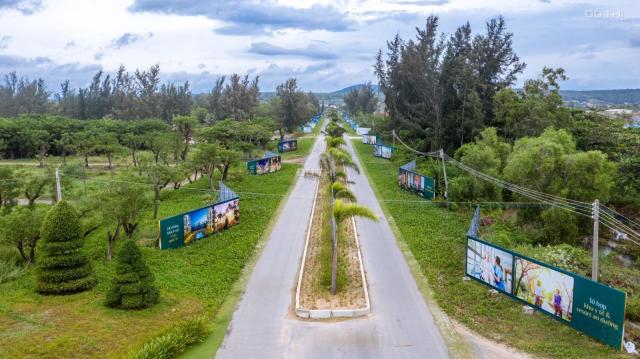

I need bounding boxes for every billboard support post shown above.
[592,199,599,282]
[55,167,62,202]
[440,149,448,199]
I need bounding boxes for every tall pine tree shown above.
[105,240,159,309]
[36,201,96,294]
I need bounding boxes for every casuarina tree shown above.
[36,201,96,294]
[105,240,159,309]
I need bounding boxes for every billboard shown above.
[399,161,435,199]
[362,134,377,145]
[356,127,371,135]
[373,144,395,159]
[159,183,239,250]
[247,153,281,175]
[278,139,298,152]
[465,235,626,349]
[303,126,313,133]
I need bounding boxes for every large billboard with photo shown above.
[399,167,435,199]
[373,144,395,159]
[159,198,240,249]
[362,134,377,145]
[278,139,298,152]
[465,235,626,349]
[466,237,513,294]
[514,257,574,321]
[247,155,281,175]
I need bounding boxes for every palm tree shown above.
[318,121,376,294]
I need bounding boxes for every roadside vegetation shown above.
[353,140,628,358]
[0,66,322,358]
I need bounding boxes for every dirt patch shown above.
[283,157,306,165]
[299,173,367,311]
[452,320,533,359]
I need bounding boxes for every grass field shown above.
[0,160,301,358]
[352,140,627,359]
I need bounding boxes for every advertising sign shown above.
[356,127,371,135]
[278,139,298,152]
[247,152,281,175]
[159,182,240,250]
[373,144,395,159]
[362,134,377,145]
[303,126,313,133]
[159,198,240,249]
[465,235,626,349]
[399,161,435,199]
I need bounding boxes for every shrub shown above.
[537,207,579,246]
[105,240,159,309]
[129,317,208,359]
[36,201,96,294]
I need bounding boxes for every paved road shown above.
[216,128,449,359]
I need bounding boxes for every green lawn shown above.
[351,140,627,359]
[0,161,300,358]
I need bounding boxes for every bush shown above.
[105,240,159,309]
[537,207,579,246]
[0,246,23,283]
[129,317,208,359]
[36,201,96,294]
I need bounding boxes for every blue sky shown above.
[0,0,638,93]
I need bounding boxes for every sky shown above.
[0,0,638,93]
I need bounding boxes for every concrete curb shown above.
[294,160,371,319]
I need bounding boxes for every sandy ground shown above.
[452,320,533,359]
[299,174,366,311]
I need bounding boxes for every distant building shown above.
[624,115,640,129]
[601,108,633,118]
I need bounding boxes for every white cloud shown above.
[0,0,637,92]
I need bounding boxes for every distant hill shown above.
[330,84,381,96]
[260,86,640,107]
[560,89,640,106]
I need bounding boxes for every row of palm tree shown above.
[319,113,377,295]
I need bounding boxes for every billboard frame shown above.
[465,234,626,350]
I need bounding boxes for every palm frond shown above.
[333,199,378,225]
[332,182,356,201]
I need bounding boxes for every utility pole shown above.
[440,149,448,199]
[592,199,600,282]
[55,167,62,202]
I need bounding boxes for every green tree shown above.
[105,240,159,309]
[190,143,222,191]
[494,68,572,140]
[22,172,51,208]
[101,181,149,260]
[141,162,176,219]
[36,201,96,294]
[0,207,44,264]
[0,167,20,212]
[173,114,198,162]
[271,78,314,139]
[449,128,511,202]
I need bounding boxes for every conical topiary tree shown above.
[105,240,159,309]
[36,200,96,294]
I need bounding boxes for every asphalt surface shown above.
[216,127,449,359]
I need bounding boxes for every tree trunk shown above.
[330,183,338,295]
[222,162,230,181]
[131,149,137,167]
[278,128,284,141]
[107,153,113,169]
[17,241,28,263]
[208,172,215,191]
[84,153,89,168]
[107,224,120,260]
[28,241,36,264]
[123,222,138,238]
[153,187,160,219]
[38,144,46,168]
